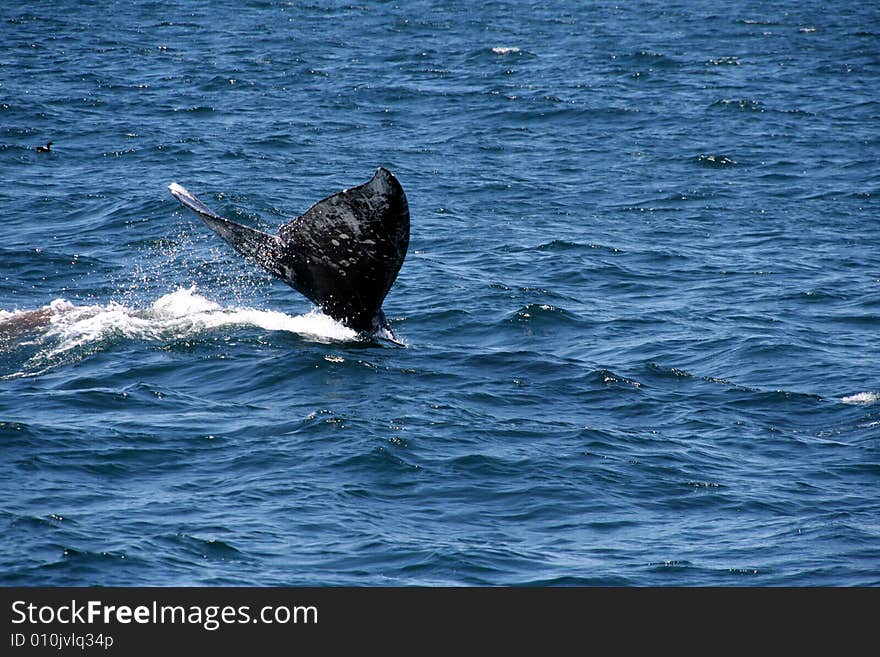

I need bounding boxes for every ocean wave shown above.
[694,153,737,167]
[49,286,355,347]
[1,286,358,377]
[711,98,766,111]
[841,392,879,405]
[508,303,578,325]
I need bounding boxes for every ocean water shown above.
[1,0,878,586]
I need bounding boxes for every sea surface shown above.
[1,0,878,586]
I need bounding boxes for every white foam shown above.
[48,299,75,313]
[492,46,520,55]
[1,299,71,322]
[151,286,221,317]
[841,392,880,405]
[38,285,358,357]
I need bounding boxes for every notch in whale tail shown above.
[168,168,409,342]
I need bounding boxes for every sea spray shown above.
[5,287,358,378]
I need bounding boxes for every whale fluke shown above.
[168,168,409,340]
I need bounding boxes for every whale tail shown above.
[167,183,285,279]
[168,168,409,339]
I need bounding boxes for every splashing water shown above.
[1,286,359,378]
[840,391,880,405]
[53,285,358,346]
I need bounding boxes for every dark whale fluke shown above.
[168,167,409,341]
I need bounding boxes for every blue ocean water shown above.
[1,0,878,586]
